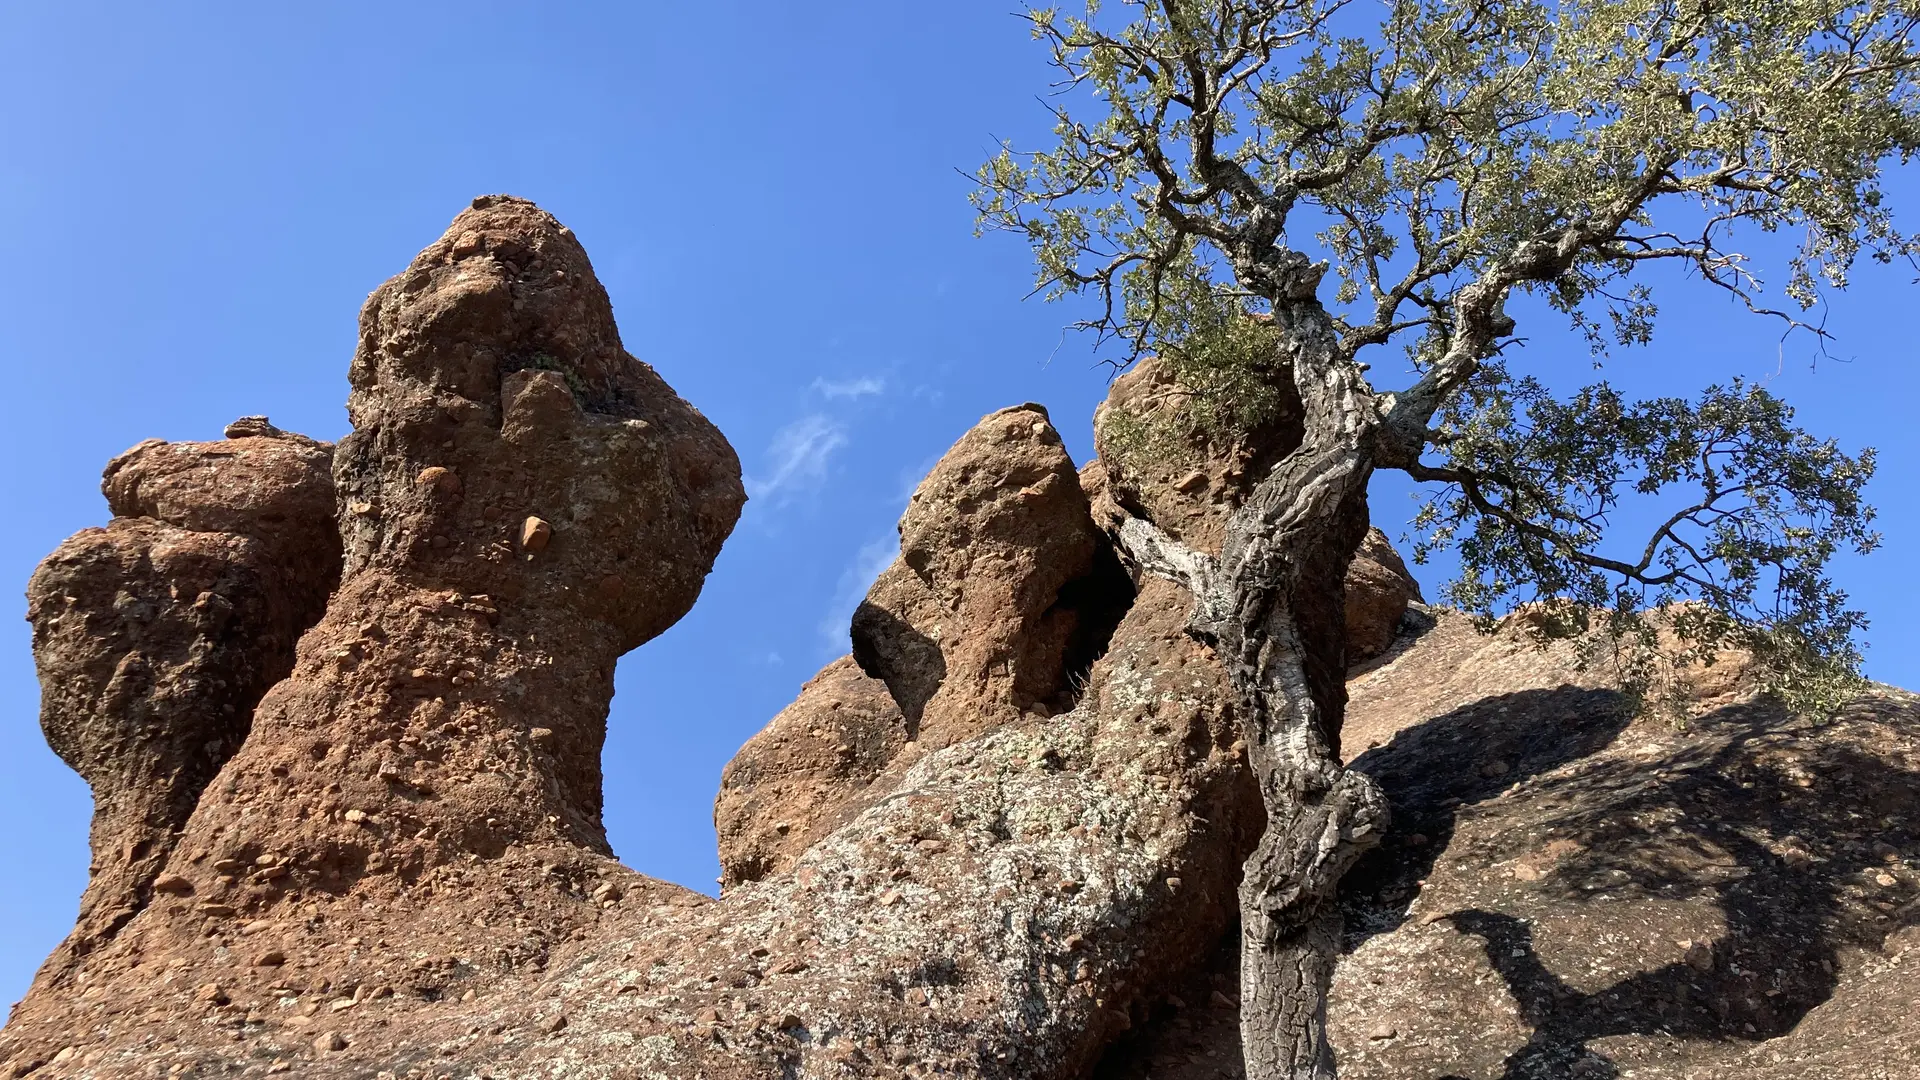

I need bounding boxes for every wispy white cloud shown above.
[746,414,847,503]
[811,375,885,400]
[817,535,899,654]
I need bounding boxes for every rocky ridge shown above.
[3,197,1913,1080]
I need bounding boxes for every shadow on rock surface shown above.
[1099,677,1920,1080]
[1340,685,1636,948]
[1427,702,1920,1080]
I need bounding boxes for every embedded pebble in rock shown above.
[519,515,551,552]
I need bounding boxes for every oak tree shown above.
[974,1,1915,1076]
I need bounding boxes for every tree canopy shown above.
[974,0,1917,710]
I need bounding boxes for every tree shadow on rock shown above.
[1340,685,1636,945]
[1347,693,1920,1080]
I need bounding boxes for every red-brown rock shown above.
[851,403,1132,748]
[25,429,338,976]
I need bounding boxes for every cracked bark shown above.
[1112,292,1390,1080]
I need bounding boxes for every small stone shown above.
[1210,990,1235,1009]
[520,516,552,552]
[540,1013,568,1034]
[450,231,483,258]
[330,998,356,1012]
[591,881,622,902]
[343,809,367,824]
[1367,1022,1398,1040]
[1164,876,1182,890]
[1683,940,1714,972]
[314,1032,347,1053]
[416,466,461,495]
[1173,470,1209,493]
[196,902,235,916]
[879,889,904,907]
[253,949,286,967]
[151,872,194,894]
[1877,871,1900,887]
[598,574,625,597]
[223,416,285,439]
[1479,760,1510,778]
[529,727,557,749]
[195,983,229,1005]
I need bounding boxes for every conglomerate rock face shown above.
[850,403,1133,744]
[26,430,339,973]
[6,196,1915,1080]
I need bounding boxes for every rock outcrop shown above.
[718,405,1136,888]
[851,404,1133,743]
[6,197,1915,1080]
[26,429,338,971]
[714,656,908,889]
[1097,611,1920,1080]
[2,196,748,1075]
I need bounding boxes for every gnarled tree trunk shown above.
[1115,280,1391,1079]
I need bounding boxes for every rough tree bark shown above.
[1113,260,1392,1080]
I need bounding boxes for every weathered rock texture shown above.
[1086,356,1298,557]
[714,657,907,889]
[7,198,1916,1080]
[25,430,338,971]
[718,405,1137,888]
[2,196,748,1076]
[852,404,1133,743]
[716,400,1420,892]
[1097,611,1920,1080]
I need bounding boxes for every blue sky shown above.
[0,3,1913,1011]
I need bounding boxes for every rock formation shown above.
[1096,611,1920,1080]
[718,404,1136,889]
[4,196,1914,1080]
[26,429,338,971]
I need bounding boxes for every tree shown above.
[972,1,1915,1076]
